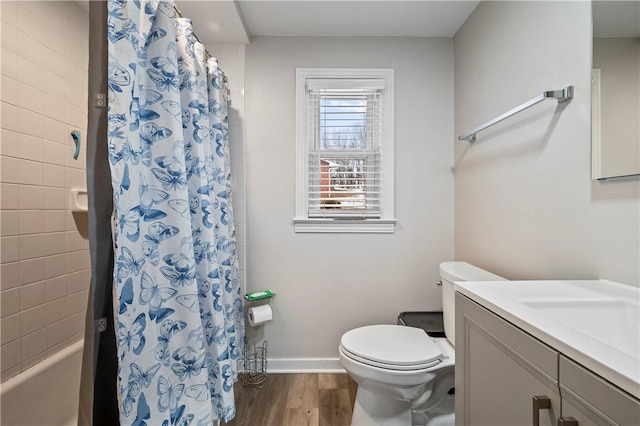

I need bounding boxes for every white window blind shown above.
[295,69,395,233]
[307,80,384,218]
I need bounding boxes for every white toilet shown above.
[339,262,505,426]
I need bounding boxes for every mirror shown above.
[591,1,640,179]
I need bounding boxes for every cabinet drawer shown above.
[560,355,640,426]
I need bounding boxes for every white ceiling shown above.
[177,0,480,45]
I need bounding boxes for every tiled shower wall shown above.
[0,1,90,381]
[0,4,247,382]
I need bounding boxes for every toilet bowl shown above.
[339,262,505,426]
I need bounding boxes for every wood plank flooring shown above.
[225,374,358,426]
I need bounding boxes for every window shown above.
[295,69,395,233]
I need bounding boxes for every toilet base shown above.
[351,387,412,426]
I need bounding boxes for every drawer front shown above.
[560,355,640,426]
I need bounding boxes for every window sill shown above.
[293,218,397,234]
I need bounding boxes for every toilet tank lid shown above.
[439,261,506,283]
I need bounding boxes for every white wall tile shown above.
[17,81,43,115]
[19,210,44,234]
[39,1,64,30]
[68,289,87,315]
[64,62,84,89]
[1,48,17,79]
[1,339,22,372]
[68,311,84,336]
[67,270,89,294]
[66,250,86,274]
[2,19,18,52]
[44,140,66,167]
[19,258,44,285]
[1,313,21,344]
[1,102,19,132]
[44,253,66,279]
[18,184,44,209]
[1,156,18,183]
[18,108,43,138]
[46,318,68,349]
[64,38,86,69]
[45,275,67,302]
[44,231,66,256]
[19,280,46,311]
[18,1,41,19]
[0,129,19,157]
[1,183,19,209]
[46,298,68,324]
[42,70,66,100]
[41,47,64,78]
[43,93,65,122]
[64,168,85,190]
[16,57,42,90]
[64,103,85,128]
[40,23,65,56]
[16,4,41,41]
[44,210,66,233]
[42,164,65,188]
[1,288,20,317]
[17,159,43,185]
[1,210,20,236]
[1,236,19,263]
[20,304,45,335]
[1,1,18,27]
[16,32,42,66]
[17,134,43,162]
[19,233,44,260]
[21,328,46,360]
[66,231,84,252]
[42,118,66,145]
[1,75,18,106]
[44,187,66,210]
[0,262,20,290]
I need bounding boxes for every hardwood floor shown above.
[226,374,358,426]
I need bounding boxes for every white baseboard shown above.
[264,358,346,373]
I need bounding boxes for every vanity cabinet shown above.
[455,293,640,426]
[560,356,640,426]
[455,292,560,425]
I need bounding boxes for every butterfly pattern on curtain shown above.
[107,1,244,425]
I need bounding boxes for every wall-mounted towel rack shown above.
[458,85,574,143]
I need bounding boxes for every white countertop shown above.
[454,279,640,399]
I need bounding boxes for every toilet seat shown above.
[340,325,444,371]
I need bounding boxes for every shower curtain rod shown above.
[173,5,213,62]
[172,4,230,100]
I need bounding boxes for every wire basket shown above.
[242,339,268,388]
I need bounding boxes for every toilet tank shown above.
[439,262,505,346]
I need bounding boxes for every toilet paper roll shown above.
[248,304,272,327]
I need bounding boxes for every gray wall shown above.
[454,1,640,285]
[245,37,454,363]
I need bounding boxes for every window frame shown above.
[294,68,396,233]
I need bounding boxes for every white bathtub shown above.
[1,339,84,426]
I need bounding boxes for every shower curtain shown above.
[106,1,243,424]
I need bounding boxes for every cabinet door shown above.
[455,293,560,426]
[560,355,640,426]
